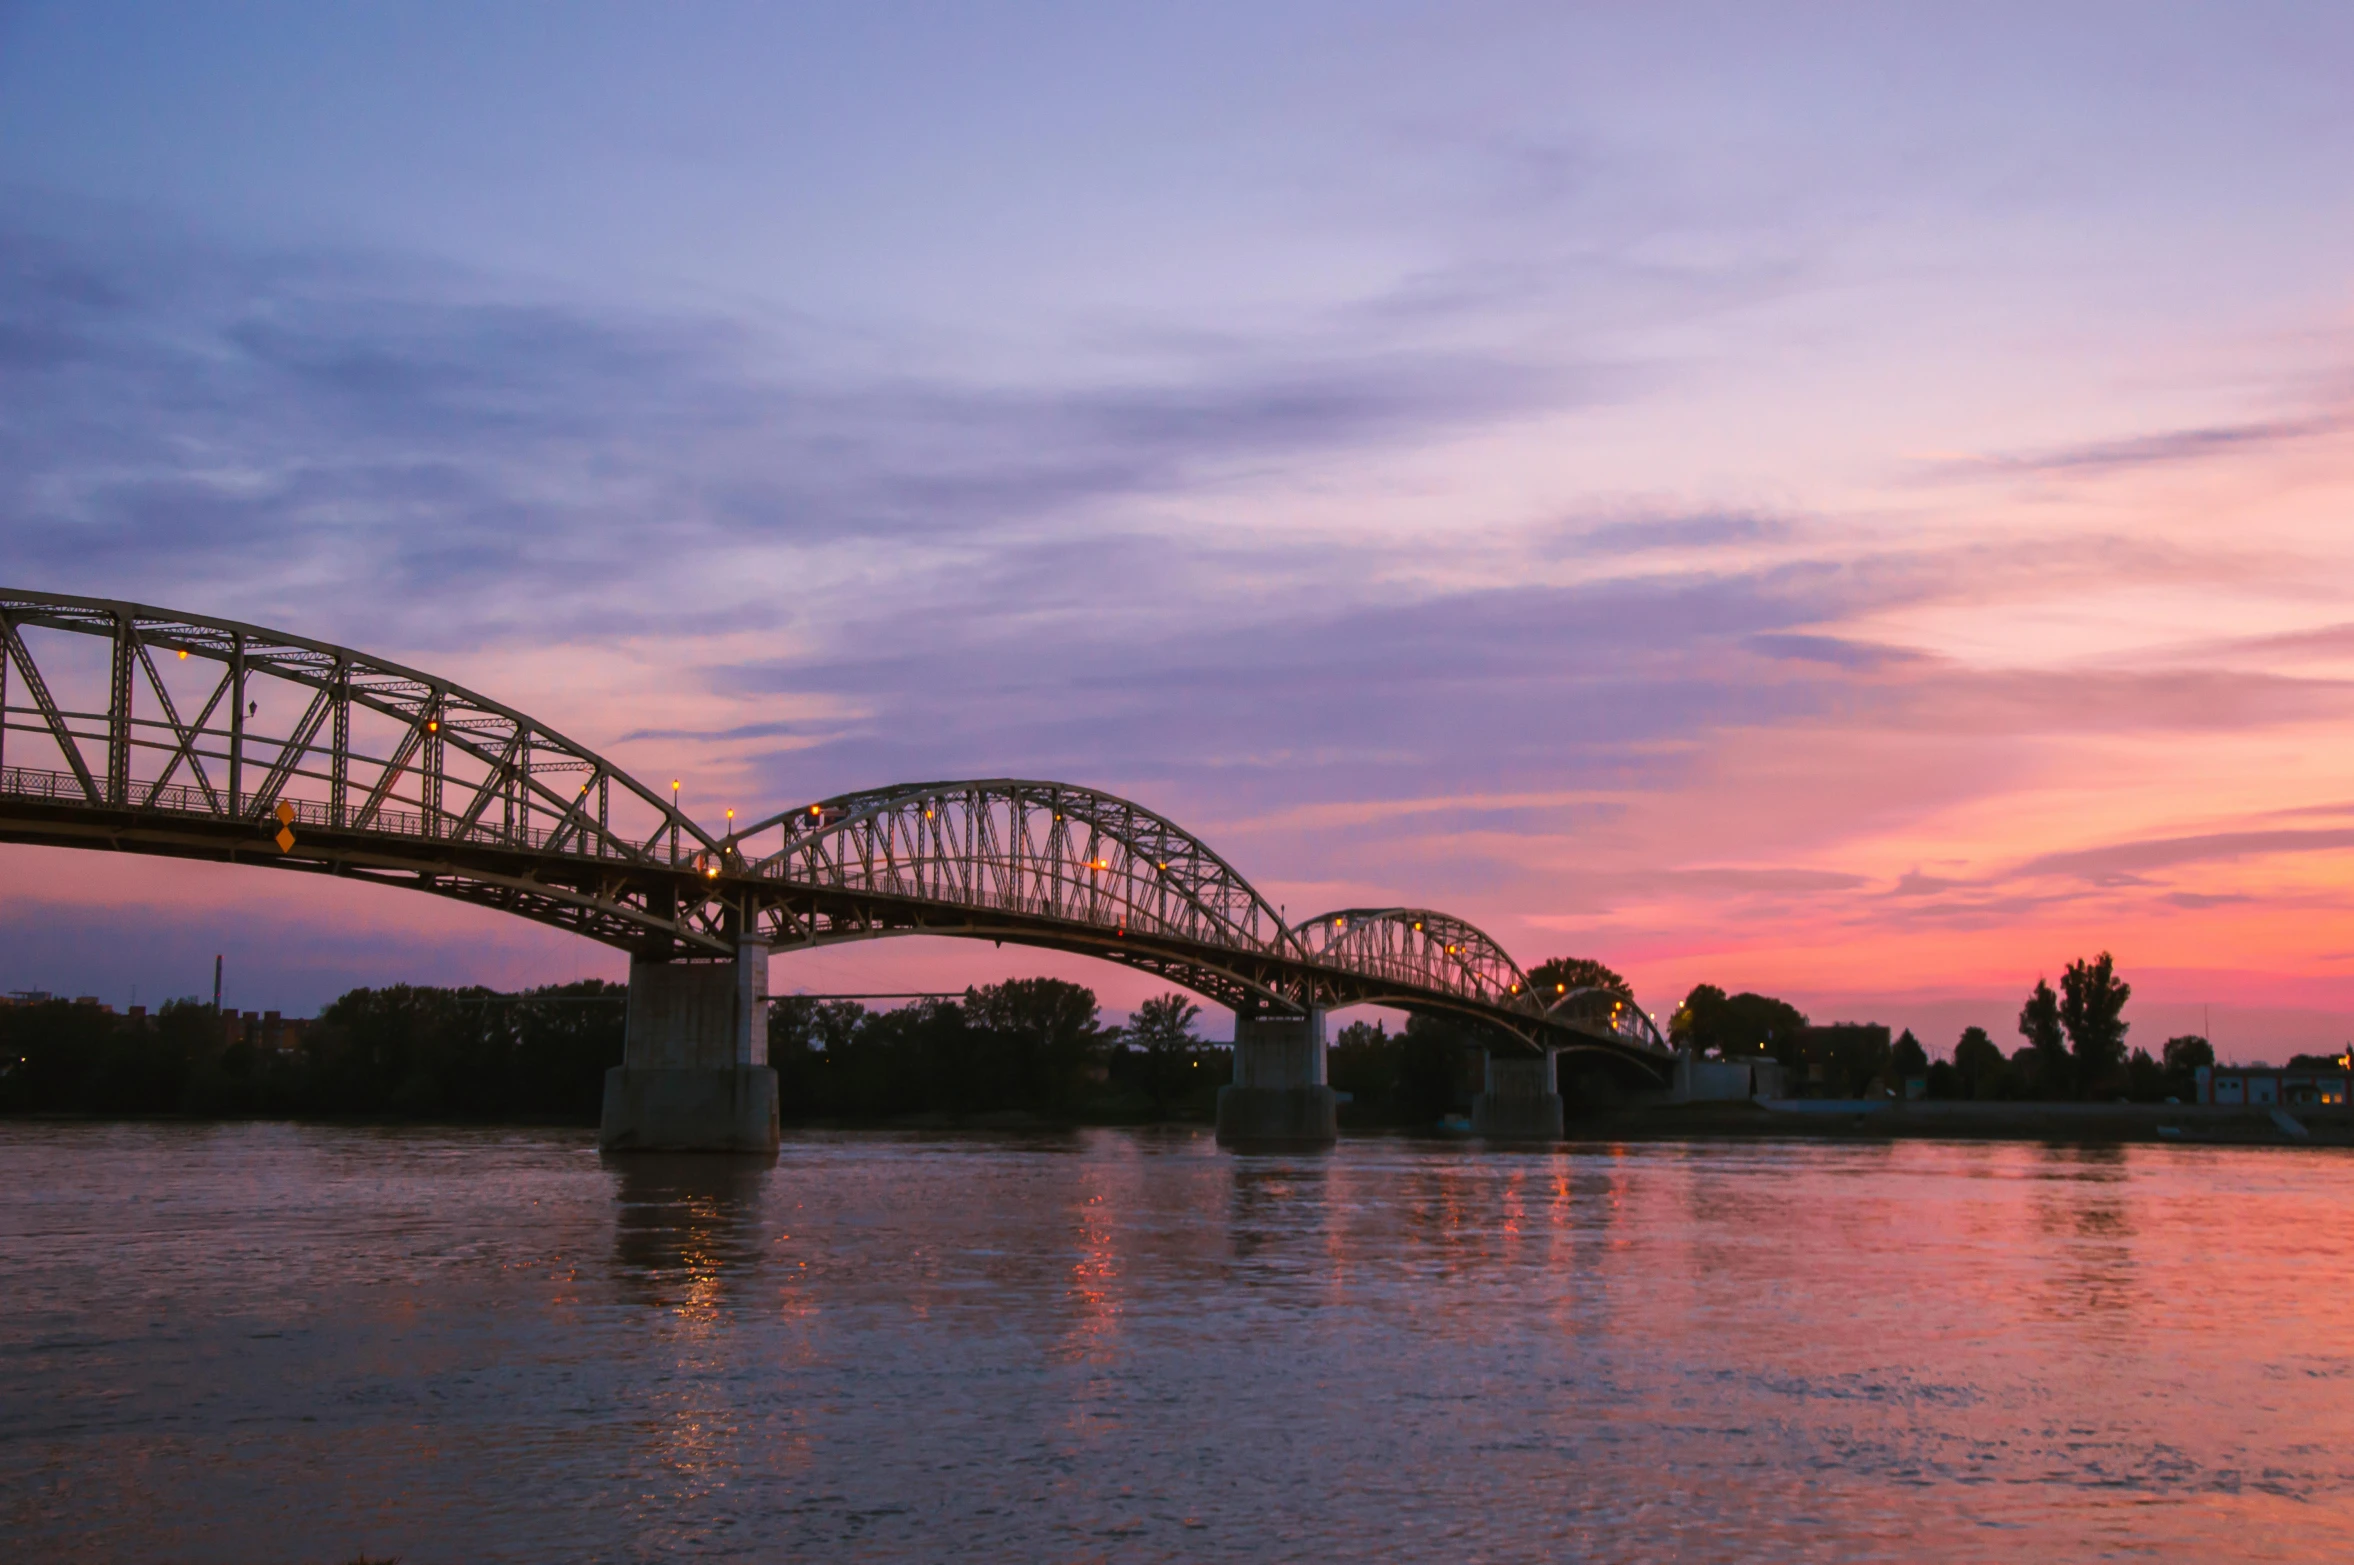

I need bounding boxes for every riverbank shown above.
[12,1100,2351,1147]
[1579,1098,2354,1147]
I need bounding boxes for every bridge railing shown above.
[0,761,674,863]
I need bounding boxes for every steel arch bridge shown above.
[0,589,1671,1069]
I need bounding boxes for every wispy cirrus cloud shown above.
[0,217,1595,655]
[2014,827,2354,884]
[1919,407,2354,480]
[1860,820,2354,935]
[1570,512,1792,555]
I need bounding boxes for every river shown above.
[2,1124,2348,1562]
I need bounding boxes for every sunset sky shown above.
[5,3,2353,1058]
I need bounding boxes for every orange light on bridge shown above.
[1556,983,1566,994]
[177,648,188,660]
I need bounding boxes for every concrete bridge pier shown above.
[1215,1008,1338,1149]
[599,937,779,1155]
[1472,1049,1564,1143]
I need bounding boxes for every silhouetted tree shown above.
[1124,991,1203,1119]
[770,997,881,1118]
[771,983,1118,1124]
[0,998,136,1112]
[1892,1029,1929,1081]
[1672,984,1808,1060]
[1526,956,1633,1002]
[1669,985,1724,1048]
[1397,1012,1478,1124]
[2018,978,2068,1098]
[2059,952,2131,1097]
[2161,1034,2213,1073]
[963,978,1106,1116]
[1327,1018,1398,1125]
[807,999,965,1117]
[2152,1033,2211,1102]
[1952,1025,2006,1099]
[308,981,624,1120]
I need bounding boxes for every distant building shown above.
[1674,1053,1787,1101]
[2196,1062,2351,1107]
[221,1010,312,1053]
[1789,1023,1891,1096]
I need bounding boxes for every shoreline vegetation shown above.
[2,953,2344,1149]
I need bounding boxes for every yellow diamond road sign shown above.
[274,800,296,854]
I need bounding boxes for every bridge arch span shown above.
[728,778,1315,1012]
[1545,985,1671,1053]
[1,587,726,953]
[1287,906,1531,1015]
[1,587,1675,1074]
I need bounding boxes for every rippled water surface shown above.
[3,1124,2350,1562]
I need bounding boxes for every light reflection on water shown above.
[1,1124,2350,1562]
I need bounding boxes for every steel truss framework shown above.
[0,589,1670,1069]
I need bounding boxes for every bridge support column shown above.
[1472,1050,1564,1143]
[599,937,779,1155]
[1215,1008,1337,1149]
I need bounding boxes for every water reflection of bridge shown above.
[1,589,1672,1150]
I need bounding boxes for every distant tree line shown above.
[0,983,628,1121]
[9,947,2274,1125]
[0,976,1239,1127]
[767,979,1228,1124]
[1328,1013,1481,1126]
[1666,951,2238,1103]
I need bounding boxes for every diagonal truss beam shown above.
[244,680,335,821]
[351,712,429,832]
[134,637,228,812]
[0,615,99,802]
[447,726,525,843]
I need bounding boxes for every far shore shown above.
[1573,1099,2354,1148]
[7,1100,2353,1149]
